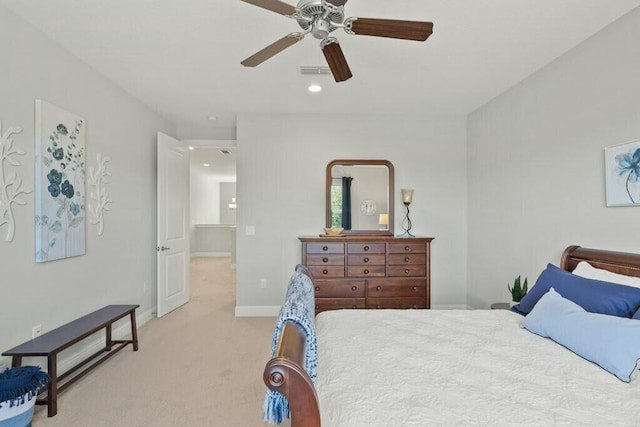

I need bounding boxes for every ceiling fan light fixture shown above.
[308,84,322,93]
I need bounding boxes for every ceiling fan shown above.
[239,0,433,82]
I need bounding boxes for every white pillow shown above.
[572,261,640,288]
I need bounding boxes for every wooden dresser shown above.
[299,236,433,313]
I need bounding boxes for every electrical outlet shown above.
[32,325,42,339]
[246,225,256,236]
[260,279,267,289]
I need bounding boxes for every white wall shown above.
[0,7,175,357]
[190,168,220,225]
[467,7,640,308]
[235,113,468,314]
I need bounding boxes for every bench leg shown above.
[11,355,22,368]
[106,325,113,351]
[130,310,139,351]
[47,354,58,417]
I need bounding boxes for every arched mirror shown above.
[326,160,394,235]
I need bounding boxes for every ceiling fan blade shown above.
[348,18,433,41]
[321,39,352,83]
[326,0,348,6]
[239,0,296,16]
[241,33,304,67]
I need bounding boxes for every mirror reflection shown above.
[326,160,394,235]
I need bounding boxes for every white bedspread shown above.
[315,309,640,426]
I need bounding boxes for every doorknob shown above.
[157,246,171,252]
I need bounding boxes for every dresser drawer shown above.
[309,265,345,278]
[306,243,345,254]
[366,279,426,298]
[315,298,365,313]
[347,254,386,266]
[366,298,427,309]
[307,254,345,266]
[347,266,386,277]
[347,243,385,254]
[388,265,426,277]
[388,253,426,266]
[388,243,426,254]
[313,280,365,298]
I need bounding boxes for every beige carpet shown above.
[32,257,277,426]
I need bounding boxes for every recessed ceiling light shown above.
[308,84,322,93]
[203,163,210,167]
[188,146,195,150]
[207,115,218,121]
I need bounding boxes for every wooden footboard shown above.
[263,321,321,427]
[265,246,640,426]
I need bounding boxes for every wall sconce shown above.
[228,197,237,210]
[399,189,414,237]
[378,213,389,230]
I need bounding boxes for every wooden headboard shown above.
[561,245,640,278]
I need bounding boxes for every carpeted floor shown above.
[32,257,277,426]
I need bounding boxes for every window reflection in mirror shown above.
[326,160,394,235]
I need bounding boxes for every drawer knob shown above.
[315,286,321,292]
[364,246,370,251]
[364,257,370,263]
[412,286,418,292]
[322,257,328,263]
[376,305,382,309]
[405,257,410,263]
[323,269,328,275]
[413,305,418,309]
[315,305,319,309]
[323,246,329,251]
[351,286,358,292]
[404,246,410,251]
[352,305,357,309]
[376,286,382,291]
[405,269,410,275]
[364,269,370,275]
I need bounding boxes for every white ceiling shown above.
[3,0,639,136]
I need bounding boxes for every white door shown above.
[157,132,190,317]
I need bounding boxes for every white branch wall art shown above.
[0,120,32,242]
[35,100,86,262]
[88,152,112,235]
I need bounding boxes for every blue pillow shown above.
[522,288,640,382]
[512,263,640,318]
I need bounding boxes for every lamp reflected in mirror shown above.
[379,213,388,230]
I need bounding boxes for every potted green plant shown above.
[508,275,528,306]
[0,366,49,427]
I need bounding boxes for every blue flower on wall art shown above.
[35,100,86,262]
[605,140,640,207]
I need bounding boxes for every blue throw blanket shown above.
[0,366,49,408]
[263,265,317,424]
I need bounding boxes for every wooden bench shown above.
[2,304,139,417]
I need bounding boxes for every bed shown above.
[263,245,640,426]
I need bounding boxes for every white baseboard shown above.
[431,304,472,310]
[191,252,231,258]
[235,305,281,317]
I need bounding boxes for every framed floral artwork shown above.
[605,139,640,207]
[35,100,86,262]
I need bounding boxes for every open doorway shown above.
[188,146,237,299]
